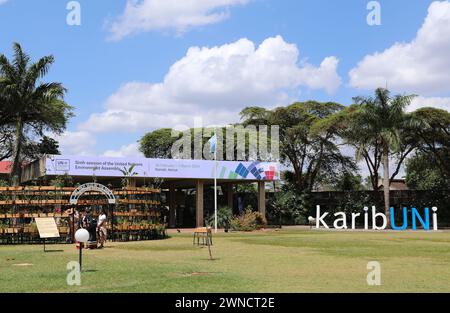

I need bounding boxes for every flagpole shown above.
[214,128,218,234]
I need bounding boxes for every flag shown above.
[209,133,217,154]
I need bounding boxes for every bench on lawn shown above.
[193,227,213,246]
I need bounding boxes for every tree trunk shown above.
[382,143,391,228]
[11,118,24,186]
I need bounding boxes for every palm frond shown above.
[25,55,55,85]
[0,55,17,79]
[12,42,30,77]
[33,82,66,101]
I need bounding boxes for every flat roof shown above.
[0,161,11,174]
[24,155,279,182]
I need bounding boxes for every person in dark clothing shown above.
[81,207,97,249]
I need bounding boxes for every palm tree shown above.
[119,164,138,188]
[353,88,416,227]
[0,43,73,185]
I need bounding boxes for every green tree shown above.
[140,128,180,158]
[406,152,449,190]
[412,107,450,178]
[322,101,417,192]
[350,88,417,226]
[242,101,356,192]
[0,43,72,184]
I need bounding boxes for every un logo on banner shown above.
[55,159,70,171]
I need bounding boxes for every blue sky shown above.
[0,0,449,158]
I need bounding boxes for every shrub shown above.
[230,209,267,231]
[267,185,311,225]
[206,206,233,229]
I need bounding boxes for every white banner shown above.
[45,155,279,181]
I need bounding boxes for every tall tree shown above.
[351,88,417,226]
[0,43,72,184]
[241,101,356,192]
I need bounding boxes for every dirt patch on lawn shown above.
[173,272,218,277]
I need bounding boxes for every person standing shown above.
[64,207,79,243]
[82,208,97,249]
[97,208,107,248]
[79,208,88,229]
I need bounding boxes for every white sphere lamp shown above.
[75,228,89,243]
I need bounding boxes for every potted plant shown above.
[0,222,7,234]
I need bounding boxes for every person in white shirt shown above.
[97,208,107,248]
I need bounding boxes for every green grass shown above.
[1,229,450,292]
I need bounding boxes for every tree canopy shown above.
[411,107,450,178]
[406,151,449,190]
[333,88,418,224]
[241,101,356,192]
[140,128,180,159]
[136,89,449,201]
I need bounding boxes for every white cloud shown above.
[408,96,450,112]
[107,0,249,40]
[80,36,341,133]
[54,131,96,156]
[0,0,8,5]
[102,142,143,157]
[349,1,450,95]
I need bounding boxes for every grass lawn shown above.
[1,229,450,293]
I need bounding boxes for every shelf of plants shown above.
[0,186,167,245]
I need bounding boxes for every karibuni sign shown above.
[311,205,439,231]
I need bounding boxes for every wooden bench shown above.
[193,227,213,246]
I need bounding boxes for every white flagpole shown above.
[214,128,218,234]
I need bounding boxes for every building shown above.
[378,179,409,191]
[0,161,12,181]
[20,155,280,228]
